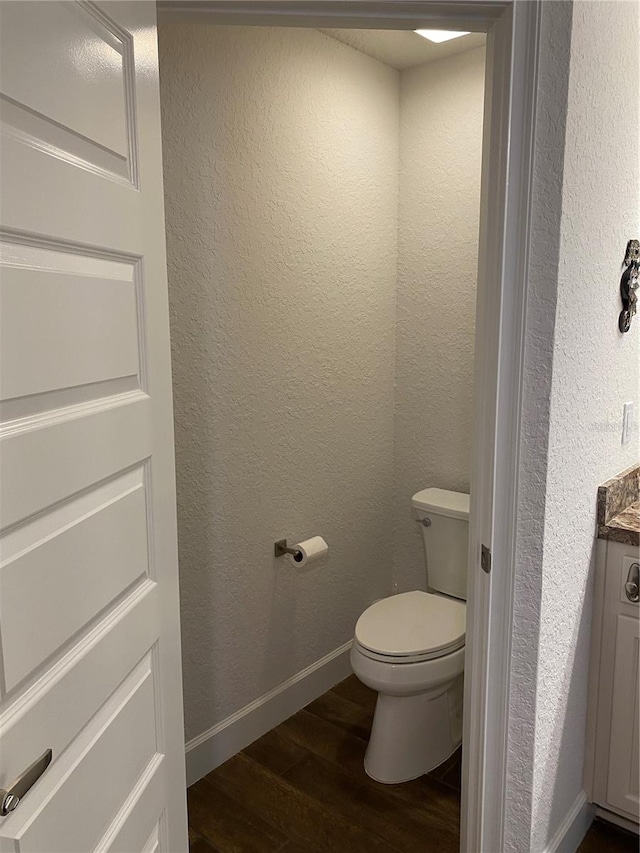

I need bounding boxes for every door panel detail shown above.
[0,240,142,403]
[0,466,150,692]
[0,1,138,183]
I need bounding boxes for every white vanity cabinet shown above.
[586,538,640,827]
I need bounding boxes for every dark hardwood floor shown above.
[188,675,461,852]
[188,675,637,852]
[577,819,639,853]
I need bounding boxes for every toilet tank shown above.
[412,488,470,601]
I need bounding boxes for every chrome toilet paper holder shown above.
[274,539,303,562]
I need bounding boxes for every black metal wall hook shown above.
[619,239,640,333]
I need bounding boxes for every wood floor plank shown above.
[331,675,377,712]
[189,836,220,853]
[243,727,309,776]
[188,777,287,853]
[440,761,462,791]
[276,708,368,776]
[205,751,398,853]
[578,819,639,853]
[284,752,460,852]
[305,687,374,743]
[428,746,462,791]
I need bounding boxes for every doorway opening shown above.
[156,2,540,850]
[159,21,485,851]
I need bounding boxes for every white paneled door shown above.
[0,3,188,851]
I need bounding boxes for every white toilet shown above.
[350,487,469,784]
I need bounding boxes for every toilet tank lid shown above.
[412,488,470,519]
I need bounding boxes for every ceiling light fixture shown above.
[414,29,470,43]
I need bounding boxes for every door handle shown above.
[625,562,640,603]
[0,749,52,816]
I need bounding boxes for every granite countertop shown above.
[597,463,640,546]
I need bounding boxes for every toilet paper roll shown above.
[291,536,328,567]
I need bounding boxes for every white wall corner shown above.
[184,641,353,787]
[543,791,595,853]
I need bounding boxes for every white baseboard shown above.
[543,791,596,853]
[185,640,353,787]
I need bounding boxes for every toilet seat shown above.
[354,590,465,664]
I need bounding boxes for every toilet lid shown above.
[355,591,466,660]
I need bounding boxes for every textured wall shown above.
[392,48,485,592]
[504,1,640,848]
[531,1,640,847]
[504,3,574,847]
[158,24,400,741]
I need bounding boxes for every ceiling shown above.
[317,29,486,71]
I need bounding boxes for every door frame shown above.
[156,2,542,850]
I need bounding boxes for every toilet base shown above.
[363,674,464,784]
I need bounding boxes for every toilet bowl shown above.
[351,488,470,784]
[351,590,465,783]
